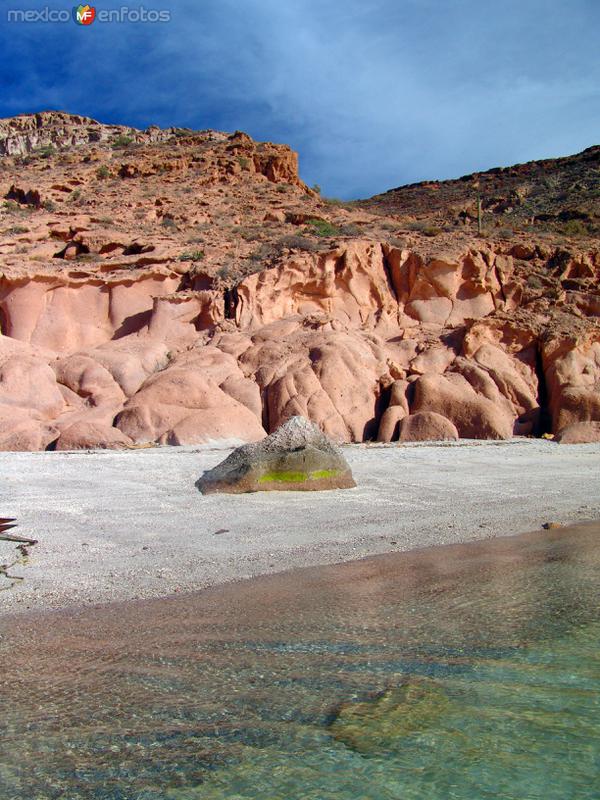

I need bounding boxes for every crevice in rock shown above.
[534,342,553,436]
[380,245,399,303]
[370,380,392,441]
[123,242,153,256]
[53,241,90,260]
[547,249,572,277]
[405,379,417,412]
[260,386,270,433]
[494,263,507,305]
[224,285,239,320]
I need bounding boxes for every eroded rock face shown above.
[0,113,598,450]
[235,241,515,331]
[555,421,600,444]
[114,347,266,445]
[543,336,600,433]
[0,237,597,451]
[0,111,187,157]
[196,415,356,493]
[0,407,58,451]
[0,269,181,352]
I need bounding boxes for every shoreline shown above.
[2,438,600,617]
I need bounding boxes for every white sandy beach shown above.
[1,438,600,616]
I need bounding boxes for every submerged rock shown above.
[327,677,450,755]
[196,415,356,494]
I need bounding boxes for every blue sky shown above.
[0,0,598,198]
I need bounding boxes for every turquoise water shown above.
[1,524,599,799]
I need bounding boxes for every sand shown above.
[1,438,600,616]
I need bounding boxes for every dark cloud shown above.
[0,0,598,197]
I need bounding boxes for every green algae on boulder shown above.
[195,416,356,494]
[327,677,450,755]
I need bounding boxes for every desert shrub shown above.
[43,200,56,212]
[322,197,348,207]
[37,145,55,158]
[178,250,205,262]
[306,218,340,237]
[561,219,589,236]
[407,221,441,237]
[497,228,516,240]
[278,234,321,252]
[311,183,322,194]
[96,165,110,179]
[2,200,22,214]
[339,223,364,236]
[7,225,29,234]
[542,175,562,191]
[161,217,177,229]
[112,134,134,149]
[239,227,262,242]
[217,265,232,280]
[526,274,544,289]
[248,243,279,261]
[276,184,289,193]
[189,222,211,235]
[237,156,250,170]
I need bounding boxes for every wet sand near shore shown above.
[3,519,600,633]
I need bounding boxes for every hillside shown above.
[365,146,600,238]
[0,111,598,451]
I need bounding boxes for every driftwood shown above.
[0,518,37,545]
[0,518,38,589]
[0,533,38,545]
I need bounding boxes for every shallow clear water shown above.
[1,524,599,800]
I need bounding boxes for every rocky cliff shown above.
[0,111,598,450]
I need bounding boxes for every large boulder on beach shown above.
[196,415,356,494]
[399,412,459,442]
[55,421,134,451]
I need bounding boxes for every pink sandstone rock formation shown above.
[0,113,598,450]
[554,421,600,444]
